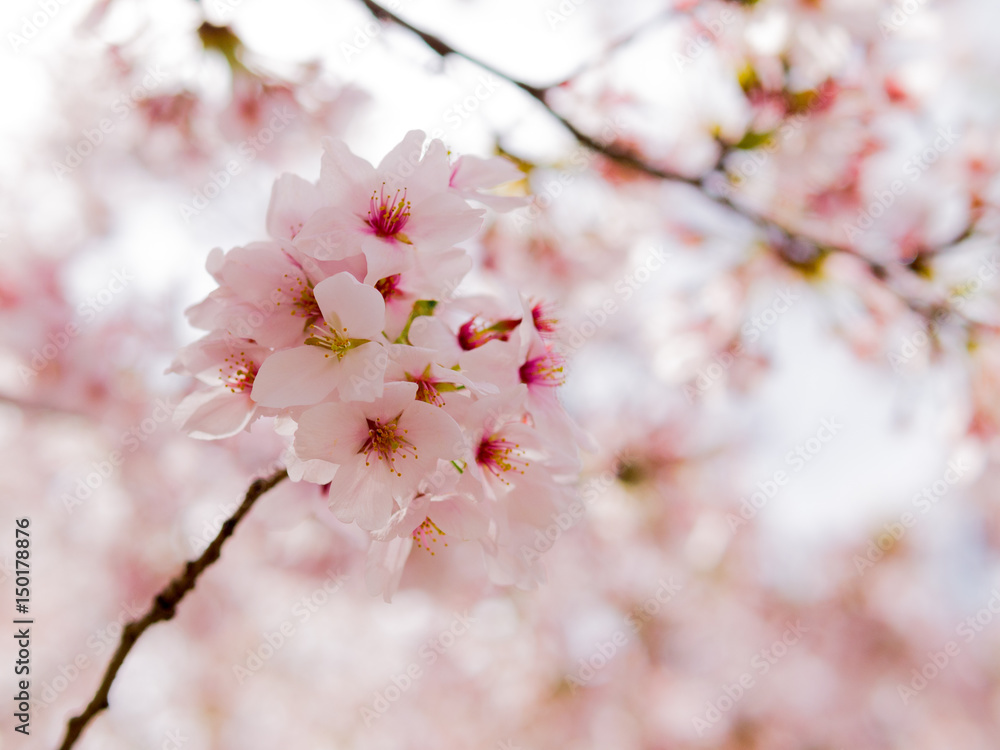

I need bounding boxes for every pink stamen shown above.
[367,183,411,238]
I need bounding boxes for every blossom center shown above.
[277,273,322,322]
[405,365,453,407]
[360,416,417,477]
[530,301,559,338]
[375,274,404,301]
[412,517,447,555]
[220,351,258,394]
[367,183,411,239]
[476,435,529,484]
[458,316,521,350]
[304,324,367,360]
[519,353,565,387]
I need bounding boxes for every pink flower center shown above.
[411,376,442,406]
[476,435,529,484]
[367,183,411,238]
[458,316,521,351]
[375,274,404,301]
[519,353,565,387]
[412,517,448,555]
[219,351,258,394]
[530,301,559,338]
[361,417,418,477]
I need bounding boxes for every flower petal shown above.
[336,341,386,402]
[266,173,324,240]
[295,401,368,464]
[327,456,397,530]
[313,272,386,340]
[174,388,256,439]
[250,346,341,407]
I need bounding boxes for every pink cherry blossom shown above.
[294,131,485,272]
[250,271,388,406]
[293,381,467,530]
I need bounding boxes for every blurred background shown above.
[3,0,1000,747]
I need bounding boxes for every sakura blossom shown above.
[170,131,589,597]
[6,0,1000,749]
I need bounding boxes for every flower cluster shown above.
[171,131,588,599]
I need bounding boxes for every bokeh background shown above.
[3,0,1000,747]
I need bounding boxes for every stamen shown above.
[367,182,411,239]
[458,316,521,351]
[412,517,448,555]
[360,416,417,477]
[530,301,559,338]
[277,273,322,322]
[219,351,259,394]
[476,435,529,485]
[375,274,404,302]
[519,352,565,387]
[406,365,444,407]
[304,324,366,360]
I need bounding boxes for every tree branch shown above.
[358,0,997,334]
[57,467,289,750]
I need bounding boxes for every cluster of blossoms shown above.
[171,131,588,599]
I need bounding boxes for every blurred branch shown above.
[358,0,997,334]
[0,392,91,418]
[57,467,289,750]
[358,0,702,184]
[549,8,681,89]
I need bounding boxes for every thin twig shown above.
[358,0,701,184]
[357,0,999,333]
[57,467,289,750]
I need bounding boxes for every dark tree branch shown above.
[57,467,289,750]
[358,0,998,334]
